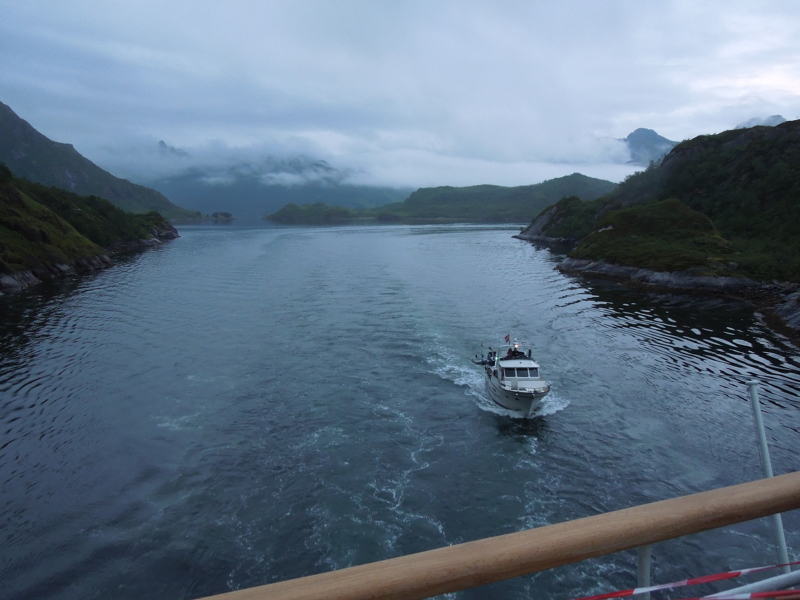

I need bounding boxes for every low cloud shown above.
[90,133,635,189]
[735,115,787,128]
[1,1,798,190]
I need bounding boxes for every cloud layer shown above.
[1,1,798,188]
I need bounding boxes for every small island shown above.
[211,211,234,223]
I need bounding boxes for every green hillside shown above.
[376,173,616,222]
[0,101,200,219]
[570,199,734,273]
[0,163,176,275]
[266,173,617,224]
[520,120,800,282]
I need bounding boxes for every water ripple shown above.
[1,224,799,600]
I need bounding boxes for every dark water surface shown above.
[2,224,799,600]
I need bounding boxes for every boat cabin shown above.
[486,342,544,382]
[501,363,540,379]
[496,357,541,382]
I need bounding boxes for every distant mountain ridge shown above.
[266,173,618,224]
[736,115,786,129]
[0,101,198,219]
[151,167,411,220]
[381,173,617,221]
[622,120,790,166]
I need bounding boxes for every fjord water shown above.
[2,224,799,600]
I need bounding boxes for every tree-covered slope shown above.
[376,173,616,222]
[657,122,800,245]
[0,163,176,275]
[570,199,734,273]
[520,120,800,282]
[0,101,200,219]
[265,173,617,224]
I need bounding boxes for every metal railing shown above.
[196,471,800,600]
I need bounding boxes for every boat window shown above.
[530,368,538,377]
[503,368,516,377]
[516,368,528,377]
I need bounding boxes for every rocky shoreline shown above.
[556,257,765,292]
[555,256,800,338]
[0,223,179,295]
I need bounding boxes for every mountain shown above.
[736,115,787,129]
[624,128,678,166]
[266,173,617,224]
[150,167,411,220]
[0,101,199,219]
[519,119,800,282]
[0,163,177,289]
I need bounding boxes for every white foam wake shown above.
[532,390,570,417]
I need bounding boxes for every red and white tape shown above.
[568,560,800,600]
[685,591,800,600]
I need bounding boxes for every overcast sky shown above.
[1,1,799,188]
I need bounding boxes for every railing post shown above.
[637,544,652,600]
[748,380,791,574]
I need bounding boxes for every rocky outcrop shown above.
[556,257,800,335]
[105,222,179,253]
[0,254,114,293]
[773,293,800,331]
[514,205,568,243]
[556,258,760,292]
[158,222,180,239]
[0,223,179,295]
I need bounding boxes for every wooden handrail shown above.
[198,471,800,600]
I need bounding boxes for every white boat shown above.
[472,340,551,415]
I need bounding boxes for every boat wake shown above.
[530,391,570,417]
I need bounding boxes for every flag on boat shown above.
[505,334,510,343]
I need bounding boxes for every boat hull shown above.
[485,373,549,415]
